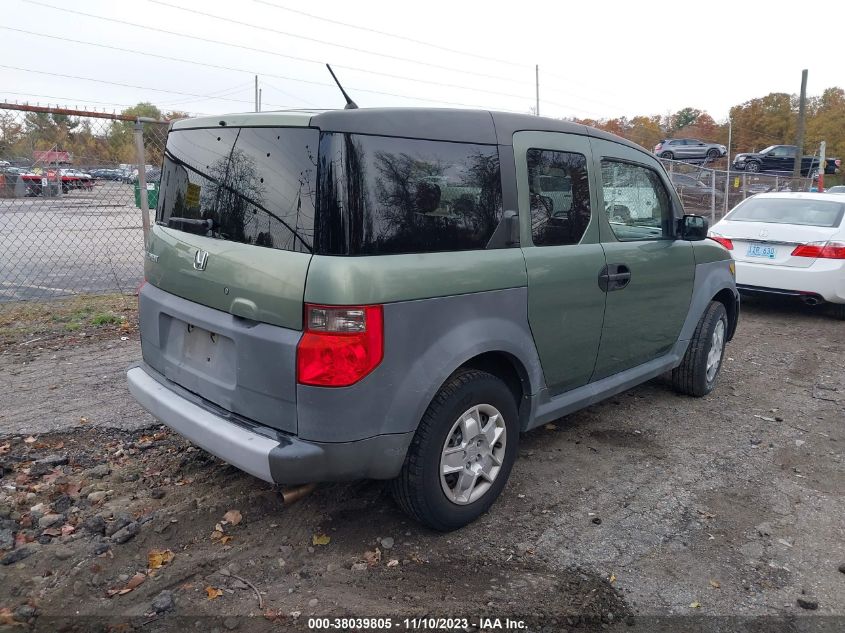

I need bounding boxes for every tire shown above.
[672,301,728,397]
[706,149,720,160]
[831,303,845,321]
[745,161,761,173]
[660,151,674,160]
[391,369,519,531]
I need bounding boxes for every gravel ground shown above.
[0,296,843,632]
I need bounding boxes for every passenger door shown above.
[590,138,695,380]
[514,132,607,395]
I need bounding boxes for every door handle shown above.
[598,264,632,292]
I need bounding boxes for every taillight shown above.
[655,143,663,151]
[296,304,384,387]
[791,241,845,259]
[708,235,734,250]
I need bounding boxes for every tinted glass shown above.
[318,133,503,255]
[601,160,673,241]
[527,149,591,246]
[157,127,318,252]
[728,198,844,227]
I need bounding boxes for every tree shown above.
[670,107,703,133]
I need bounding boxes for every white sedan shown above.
[709,192,845,320]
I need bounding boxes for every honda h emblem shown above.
[193,249,209,271]
[759,229,769,238]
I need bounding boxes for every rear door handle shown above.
[598,264,632,292]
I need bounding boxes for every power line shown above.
[1,25,527,112]
[251,0,528,70]
[149,0,530,87]
[0,63,295,109]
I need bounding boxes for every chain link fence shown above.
[659,157,813,223]
[0,103,168,307]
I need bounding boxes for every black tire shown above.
[672,301,728,397]
[660,151,674,160]
[745,161,761,173]
[390,369,519,531]
[831,303,845,321]
[706,148,720,160]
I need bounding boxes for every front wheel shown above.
[745,161,761,173]
[391,369,519,531]
[672,301,728,397]
[706,149,720,160]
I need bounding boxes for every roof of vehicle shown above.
[746,192,845,202]
[171,107,651,157]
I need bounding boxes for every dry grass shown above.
[0,293,137,347]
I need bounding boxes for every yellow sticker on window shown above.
[185,182,201,208]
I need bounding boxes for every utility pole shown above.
[535,65,540,116]
[258,88,262,113]
[254,75,259,113]
[724,117,732,216]
[793,69,808,178]
[817,141,826,192]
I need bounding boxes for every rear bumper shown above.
[127,364,413,484]
[734,259,845,304]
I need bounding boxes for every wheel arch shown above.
[458,351,532,430]
[712,287,739,341]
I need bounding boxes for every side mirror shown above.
[486,210,520,249]
[677,214,708,241]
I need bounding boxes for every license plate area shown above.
[746,244,776,259]
[163,317,236,386]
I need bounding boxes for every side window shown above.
[601,160,672,241]
[526,149,591,246]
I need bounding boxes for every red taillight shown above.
[655,143,663,151]
[791,241,845,259]
[296,304,384,387]
[708,235,734,250]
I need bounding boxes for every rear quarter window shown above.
[317,133,503,255]
[157,127,318,252]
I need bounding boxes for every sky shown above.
[1,0,841,122]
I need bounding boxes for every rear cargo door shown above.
[148,124,319,329]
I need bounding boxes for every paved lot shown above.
[0,298,843,631]
[0,182,145,302]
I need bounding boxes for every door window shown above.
[601,160,673,241]
[526,149,591,246]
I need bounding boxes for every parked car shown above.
[127,108,739,530]
[654,138,727,161]
[732,145,841,175]
[670,173,725,208]
[709,192,845,319]
[826,185,845,194]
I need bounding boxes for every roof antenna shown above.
[326,64,358,110]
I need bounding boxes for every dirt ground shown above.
[0,296,843,632]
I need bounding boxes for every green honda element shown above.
[127,108,739,531]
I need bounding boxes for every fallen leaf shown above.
[387,559,399,568]
[0,442,10,455]
[147,548,175,570]
[61,524,76,537]
[363,548,382,567]
[0,607,17,626]
[210,530,224,541]
[544,423,557,431]
[205,586,223,600]
[220,535,233,545]
[709,579,721,589]
[24,436,37,444]
[222,510,242,526]
[312,533,331,546]
[107,572,146,597]
[78,417,88,425]
[690,601,701,609]
[609,573,617,584]
[41,527,62,537]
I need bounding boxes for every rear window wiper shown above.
[167,217,213,235]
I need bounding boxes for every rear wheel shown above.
[660,151,674,160]
[706,148,720,160]
[672,301,728,397]
[391,369,519,531]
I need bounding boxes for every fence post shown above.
[775,175,779,192]
[742,172,747,200]
[134,120,150,249]
[710,169,716,223]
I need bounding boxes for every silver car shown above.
[654,138,727,161]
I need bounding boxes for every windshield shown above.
[727,197,845,227]
[759,146,776,154]
[157,126,318,253]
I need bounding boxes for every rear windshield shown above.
[157,127,318,252]
[728,197,845,227]
[317,132,503,255]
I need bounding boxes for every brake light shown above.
[296,304,384,387]
[790,241,845,259]
[655,143,663,151]
[708,235,734,250]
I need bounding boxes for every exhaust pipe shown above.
[281,482,318,506]
[801,296,821,306]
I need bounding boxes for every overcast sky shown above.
[2,0,840,121]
